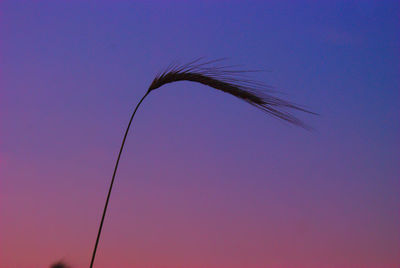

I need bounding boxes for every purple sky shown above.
[1,1,399,268]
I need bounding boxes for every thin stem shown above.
[89,91,150,268]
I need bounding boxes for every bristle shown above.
[148,60,315,129]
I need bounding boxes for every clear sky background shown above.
[1,1,399,268]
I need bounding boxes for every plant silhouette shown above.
[89,59,316,268]
[50,261,69,268]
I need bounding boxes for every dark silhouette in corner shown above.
[50,261,69,268]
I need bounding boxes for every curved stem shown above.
[89,91,150,268]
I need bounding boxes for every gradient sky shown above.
[1,1,399,268]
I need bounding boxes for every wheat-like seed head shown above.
[88,59,317,268]
[148,59,316,129]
